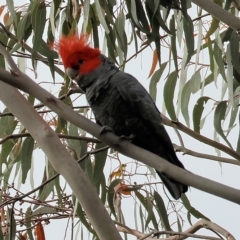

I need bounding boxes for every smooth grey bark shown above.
[0,82,122,240]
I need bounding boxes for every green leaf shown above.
[193,97,211,133]
[224,0,233,10]
[145,0,171,35]
[90,5,99,48]
[0,140,14,166]
[67,123,81,158]
[145,194,158,230]
[100,176,107,204]
[163,71,178,120]
[181,194,210,220]
[222,27,233,43]
[207,39,215,73]
[6,0,17,24]
[214,101,233,148]
[230,31,240,75]
[21,137,34,184]
[200,73,214,89]
[130,0,143,30]
[205,17,220,39]
[6,208,16,240]
[213,43,226,81]
[170,15,178,71]
[135,191,158,230]
[38,39,58,59]
[154,191,171,231]
[48,57,55,81]
[32,206,57,216]
[114,10,128,60]
[17,12,32,41]
[107,179,122,218]
[181,1,194,65]
[72,195,96,235]
[0,109,17,137]
[149,62,167,102]
[177,215,182,232]
[181,81,191,127]
[0,227,3,240]
[95,0,109,34]
[93,143,108,187]
[36,179,55,205]
[31,2,46,61]
[236,111,240,153]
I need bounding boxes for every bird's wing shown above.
[112,71,175,153]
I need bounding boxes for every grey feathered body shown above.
[78,55,188,199]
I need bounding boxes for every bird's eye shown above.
[72,65,79,70]
[78,59,84,64]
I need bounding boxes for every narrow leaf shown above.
[21,137,34,184]
[31,2,46,60]
[36,222,45,240]
[25,207,34,240]
[6,0,17,24]
[148,49,159,78]
[95,0,109,33]
[214,101,233,148]
[93,143,108,186]
[170,15,178,71]
[163,71,178,120]
[193,97,211,133]
[107,179,122,218]
[213,43,226,81]
[181,194,210,220]
[154,191,171,231]
[181,81,191,127]
[230,31,240,74]
[72,195,96,235]
[17,13,31,41]
[181,1,194,65]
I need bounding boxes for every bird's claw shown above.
[100,126,114,135]
[119,134,135,142]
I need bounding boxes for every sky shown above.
[0,1,240,239]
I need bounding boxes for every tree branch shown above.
[0,132,100,145]
[0,45,240,204]
[191,0,240,31]
[173,144,240,166]
[0,22,65,77]
[161,115,240,160]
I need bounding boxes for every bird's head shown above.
[56,35,102,81]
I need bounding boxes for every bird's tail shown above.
[156,171,188,200]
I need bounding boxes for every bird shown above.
[56,34,188,199]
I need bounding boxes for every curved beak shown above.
[66,68,79,80]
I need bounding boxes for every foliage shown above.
[0,0,239,239]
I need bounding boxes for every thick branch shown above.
[0,67,240,204]
[0,82,121,240]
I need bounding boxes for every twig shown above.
[0,22,65,77]
[114,220,223,240]
[0,133,100,145]
[152,230,222,240]
[173,144,240,166]
[0,90,86,118]
[161,114,240,160]
[0,146,109,209]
